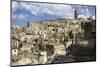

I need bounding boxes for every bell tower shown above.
[74,9,78,19]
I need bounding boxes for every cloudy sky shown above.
[12,1,96,26]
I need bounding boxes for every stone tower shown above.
[74,9,78,19]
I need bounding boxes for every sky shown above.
[12,1,96,26]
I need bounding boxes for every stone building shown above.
[39,51,47,64]
[12,48,18,56]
